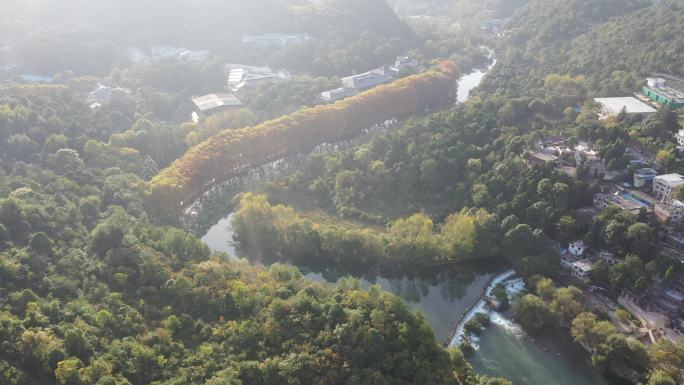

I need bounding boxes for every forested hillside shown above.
[481,0,684,95]
[1,0,415,76]
[4,1,684,385]
[0,77,511,385]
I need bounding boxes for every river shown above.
[201,214,503,342]
[198,63,623,385]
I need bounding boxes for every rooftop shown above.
[645,85,684,103]
[572,260,593,271]
[192,93,243,112]
[526,149,559,162]
[341,66,395,90]
[320,87,357,102]
[636,168,657,176]
[594,97,657,115]
[655,173,684,184]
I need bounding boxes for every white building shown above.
[676,129,684,147]
[594,97,657,119]
[320,87,357,103]
[241,34,311,48]
[568,240,587,256]
[226,64,291,91]
[192,93,243,114]
[392,56,418,72]
[179,49,210,62]
[320,65,396,102]
[647,77,667,88]
[147,46,210,62]
[572,260,593,280]
[653,174,684,201]
[341,66,395,91]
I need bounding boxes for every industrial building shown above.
[643,77,684,109]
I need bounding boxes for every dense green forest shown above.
[3,0,684,384]
[482,0,684,95]
[0,77,514,385]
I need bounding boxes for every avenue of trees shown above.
[147,61,459,220]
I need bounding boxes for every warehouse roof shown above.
[192,93,243,112]
[594,97,657,115]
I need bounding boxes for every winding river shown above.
[199,62,625,385]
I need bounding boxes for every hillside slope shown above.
[481,0,684,95]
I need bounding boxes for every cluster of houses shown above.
[589,170,684,340]
[319,56,419,103]
[561,238,684,341]
[561,240,620,280]
[523,137,605,177]
[530,78,684,341]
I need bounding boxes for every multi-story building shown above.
[654,200,684,225]
[634,168,657,188]
[571,260,593,280]
[653,174,684,201]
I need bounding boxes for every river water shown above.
[201,214,502,342]
[199,63,623,385]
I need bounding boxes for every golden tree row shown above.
[146,61,458,217]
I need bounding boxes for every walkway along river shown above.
[197,60,625,385]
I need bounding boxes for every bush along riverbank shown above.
[230,193,508,269]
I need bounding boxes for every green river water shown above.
[201,215,626,385]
